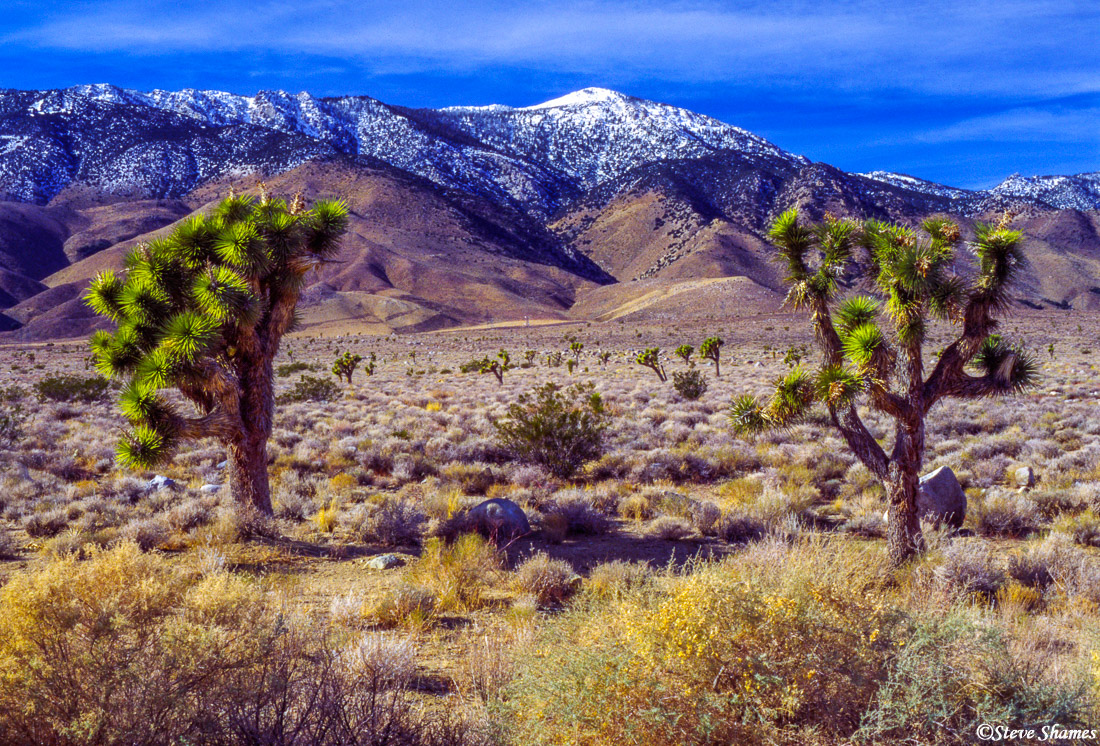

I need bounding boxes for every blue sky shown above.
[1,0,1096,189]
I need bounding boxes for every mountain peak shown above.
[523,87,628,110]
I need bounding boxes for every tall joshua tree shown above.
[86,189,349,514]
[731,210,1036,567]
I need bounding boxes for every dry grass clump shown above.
[512,553,579,606]
[1053,508,1100,547]
[500,537,1094,745]
[969,491,1041,538]
[365,584,439,630]
[643,515,697,541]
[22,508,69,538]
[542,491,613,536]
[118,515,170,550]
[347,497,428,546]
[0,542,486,745]
[933,540,1007,602]
[584,560,654,600]
[500,539,893,744]
[403,535,503,613]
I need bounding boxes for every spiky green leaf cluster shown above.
[86,193,349,468]
[970,335,1039,394]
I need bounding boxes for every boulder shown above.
[199,484,221,494]
[1015,466,1036,490]
[917,466,967,528]
[364,553,405,570]
[147,475,177,492]
[466,498,531,543]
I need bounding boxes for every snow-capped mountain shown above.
[989,172,1100,212]
[1,84,1097,217]
[438,87,806,186]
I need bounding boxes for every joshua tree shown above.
[674,344,694,366]
[569,340,584,362]
[86,189,348,514]
[524,349,538,366]
[635,348,667,382]
[364,352,377,376]
[566,358,577,375]
[331,351,362,385]
[479,349,512,385]
[730,210,1036,567]
[700,336,724,377]
[597,351,613,366]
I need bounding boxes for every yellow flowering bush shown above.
[500,538,892,745]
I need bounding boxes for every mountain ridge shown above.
[0,84,1098,340]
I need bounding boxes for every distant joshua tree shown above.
[479,349,512,385]
[700,336,723,377]
[86,188,348,514]
[332,351,362,385]
[635,348,667,382]
[731,210,1036,567]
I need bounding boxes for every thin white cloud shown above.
[916,107,1100,144]
[5,0,1099,98]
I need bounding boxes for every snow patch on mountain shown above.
[991,172,1100,212]
[858,171,975,201]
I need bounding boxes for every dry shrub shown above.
[167,497,214,532]
[500,538,892,745]
[538,512,568,543]
[584,560,653,600]
[118,516,169,550]
[644,516,696,541]
[366,584,439,630]
[617,492,653,521]
[933,540,1006,602]
[970,491,1040,538]
[458,630,521,704]
[1053,509,1100,547]
[690,500,721,535]
[441,463,498,495]
[512,553,578,606]
[23,508,68,538]
[349,498,428,546]
[544,492,612,536]
[404,535,502,613]
[0,529,18,559]
[0,542,488,745]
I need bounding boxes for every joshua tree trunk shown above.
[884,423,926,566]
[227,436,272,514]
[226,354,275,514]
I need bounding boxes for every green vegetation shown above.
[85,188,348,513]
[478,349,512,385]
[493,382,610,479]
[671,368,707,400]
[279,374,341,403]
[634,347,667,382]
[275,361,313,377]
[331,350,362,384]
[33,374,110,403]
[731,211,1037,566]
[699,335,723,377]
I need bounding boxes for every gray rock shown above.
[216,460,227,469]
[1015,466,1036,489]
[466,498,531,543]
[364,553,405,570]
[147,475,177,492]
[917,466,967,528]
[199,484,221,494]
